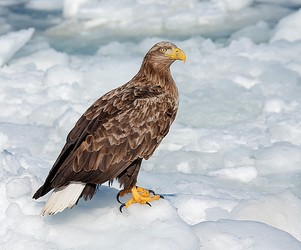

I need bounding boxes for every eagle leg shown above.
[118,186,162,213]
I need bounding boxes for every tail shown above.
[40,182,86,216]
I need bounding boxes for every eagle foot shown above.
[118,186,162,213]
[117,186,161,203]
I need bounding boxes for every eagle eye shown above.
[160,48,167,53]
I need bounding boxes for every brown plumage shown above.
[33,41,186,215]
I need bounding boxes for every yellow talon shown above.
[118,186,162,211]
[125,186,160,207]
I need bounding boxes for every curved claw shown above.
[116,193,123,204]
[148,189,164,199]
[119,203,126,213]
[149,189,155,195]
[146,202,152,207]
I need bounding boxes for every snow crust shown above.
[1,1,301,249]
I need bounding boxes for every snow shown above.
[1,0,301,249]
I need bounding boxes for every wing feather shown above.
[39,84,177,191]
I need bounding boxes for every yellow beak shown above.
[167,47,186,62]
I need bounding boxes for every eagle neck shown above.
[138,59,177,94]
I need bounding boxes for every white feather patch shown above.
[40,182,86,216]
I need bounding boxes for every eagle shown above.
[33,41,186,215]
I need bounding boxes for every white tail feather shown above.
[41,182,86,216]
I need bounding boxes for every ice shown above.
[212,0,254,11]
[0,132,10,151]
[208,166,258,183]
[255,142,301,175]
[230,21,272,43]
[230,190,301,241]
[0,0,26,6]
[193,220,301,250]
[12,47,69,70]
[5,202,23,219]
[63,0,89,18]
[271,8,301,42]
[1,0,301,249]
[47,200,199,250]
[25,0,63,11]
[173,195,237,225]
[45,0,292,52]
[264,98,290,113]
[0,28,34,67]
[6,177,32,198]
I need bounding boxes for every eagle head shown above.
[145,41,186,67]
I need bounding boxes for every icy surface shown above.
[0,28,34,67]
[271,8,301,42]
[1,1,301,249]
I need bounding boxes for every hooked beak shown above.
[166,47,186,62]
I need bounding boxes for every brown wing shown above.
[33,84,177,197]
